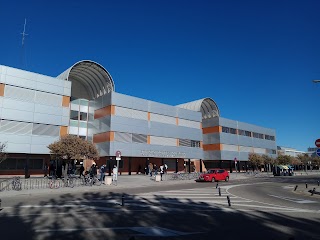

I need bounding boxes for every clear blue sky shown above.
[0,0,319,151]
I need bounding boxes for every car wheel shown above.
[225,176,229,182]
[211,178,215,182]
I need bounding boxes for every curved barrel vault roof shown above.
[57,60,115,100]
[176,98,220,119]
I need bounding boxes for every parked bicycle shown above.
[64,178,75,188]
[80,175,101,186]
[48,178,60,189]
[11,177,22,191]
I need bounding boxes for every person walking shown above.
[148,163,153,177]
[112,165,118,183]
[160,164,164,181]
[43,163,48,177]
[79,164,85,178]
[100,164,106,183]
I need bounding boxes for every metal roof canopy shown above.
[176,98,220,119]
[57,60,115,100]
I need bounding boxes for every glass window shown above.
[17,159,26,169]
[222,127,230,133]
[245,131,251,137]
[191,140,200,148]
[253,132,259,138]
[70,110,79,120]
[238,129,245,136]
[230,128,237,134]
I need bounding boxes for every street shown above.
[0,174,320,240]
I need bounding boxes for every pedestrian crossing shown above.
[130,187,319,213]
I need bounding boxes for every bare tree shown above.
[48,135,99,178]
[0,142,7,165]
[296,153,310,171]
[248,153,262,171]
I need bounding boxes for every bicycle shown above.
[64,178,75,188]
[11,177,22,191]
[48,178,60,189]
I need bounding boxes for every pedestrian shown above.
[112,165,118,182]
[148,163,153,177]
[160,165,164,181]
[43,163,48,177]
[100,164,106,183]
[164,163,168,173]
[79,164,85,178]
[154,164,158,175]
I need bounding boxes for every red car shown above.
[197,169,229,182]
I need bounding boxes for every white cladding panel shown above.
[1,108,34,122]
[221,144,238,151]
[179,118,200,129]
[150,113,176,125]
[150,136,176,146]
[253,147,266,154]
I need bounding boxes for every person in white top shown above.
[112,165,118,182]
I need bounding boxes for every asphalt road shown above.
[1,175,320,240]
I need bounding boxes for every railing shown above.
[0,176,92,192]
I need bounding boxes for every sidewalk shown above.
[2,171,318,197]
[0,172,250,197]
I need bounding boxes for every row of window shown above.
[222,127,275,141]
[0,158,43,170]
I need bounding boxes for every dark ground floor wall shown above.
[0,153,267,176]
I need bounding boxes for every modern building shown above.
[277,146,306,157]
[0,60,277,176]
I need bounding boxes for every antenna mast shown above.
[21,18,28,45]
[20,18,28,69]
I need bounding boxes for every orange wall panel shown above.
[93,131,114,143]
[62,96,70,107]
[94,105,114,119]
[60,126,68,136]
[148,112,151,121]
[202,126,221,134]
[176,117,179,125]
[0,83,4,96]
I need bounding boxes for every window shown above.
[245,131,251,137]
[265,135,275,141]
[191,140,200,148]
[229,128,237,134]
[253,132,259,138]
[222,127,229,133]
[238,129,245,136]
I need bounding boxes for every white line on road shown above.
[268,194,317,204]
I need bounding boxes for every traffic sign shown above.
[116,150,121,160]
[316,148,320,157]
[315,139,320,148]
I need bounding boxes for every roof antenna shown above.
[21,18,28,45]
[20,18,28,69]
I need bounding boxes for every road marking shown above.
[268,194,317,204]
[35,226,201,237]
[282,185,295,189]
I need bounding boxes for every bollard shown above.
[294,185,298,191]
[227,196,231,207]
[121,194,125,206]
[311,188,316,196]
[306,183,308,189]
[216,183,218,189]
[318,181,319,187]
[218,187,221,196]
